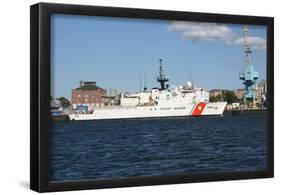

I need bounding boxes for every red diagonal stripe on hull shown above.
[192,102,207,116]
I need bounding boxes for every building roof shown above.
[75,85,103,90]
[209,89,228,92]
[235,88,245,91]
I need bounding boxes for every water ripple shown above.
[50,114,267,181]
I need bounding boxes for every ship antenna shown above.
[144,71,147,91]
[139,71,142,92]
[157,59,169,90]
[191,69,194,87]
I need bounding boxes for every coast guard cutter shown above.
[69,60,227,120]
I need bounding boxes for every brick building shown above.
[71,81,107,109]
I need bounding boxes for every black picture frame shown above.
[30,2,274,192]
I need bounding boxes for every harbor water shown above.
[50,113,267,182]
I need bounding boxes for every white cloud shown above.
[168,21,266,49]
[232,36,266,49]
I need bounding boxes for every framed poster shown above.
[30,3,274,192]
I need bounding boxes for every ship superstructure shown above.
[69,60,227,120]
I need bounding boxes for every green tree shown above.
[209,94,222,102]
[217,94,222,101]
[57,97,71,108]
[223,91,239,104]
[209,96,216,102]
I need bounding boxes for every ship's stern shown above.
[202,102,227,116]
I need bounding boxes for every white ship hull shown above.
[68,102,227,121]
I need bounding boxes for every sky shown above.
[51,14,267,99]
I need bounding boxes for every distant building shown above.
[71,81,107,109]
[107,88,118,97]
[209,89,224,99]
[256,79,267,101]
[234,88,245,100]
[104,88,119,106]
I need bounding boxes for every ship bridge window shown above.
[183,90,193,93]
[174,107,186,110]
[160,107,171,110]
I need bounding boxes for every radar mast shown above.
[157,59,169,90]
